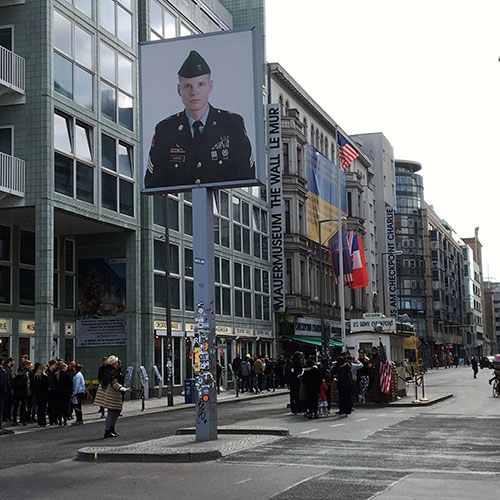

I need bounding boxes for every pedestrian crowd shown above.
[0,355,86,430]
[230,347,383,419]
[0,354,130,438]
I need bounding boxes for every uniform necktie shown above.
[193,120,203,140]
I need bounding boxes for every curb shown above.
[176,426,290,436]
[388,393,453,407]
[77,448,222,463]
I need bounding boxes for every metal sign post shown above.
[192,188,217,441]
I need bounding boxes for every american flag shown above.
[379,341,392,394]
[337,132,359,172]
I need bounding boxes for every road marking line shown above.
[235,479,253,485]
[394,409,405,413]
[330,423,345,428]
[375,413,388,417]
[355,418,368,422]
[298,428,318,434]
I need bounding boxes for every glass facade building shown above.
[0,0,271,392]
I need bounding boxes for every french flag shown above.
[348,232,368,289]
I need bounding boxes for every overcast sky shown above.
[265,0,500,280]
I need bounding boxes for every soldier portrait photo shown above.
[143,49,255,190]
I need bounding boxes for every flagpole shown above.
[335,128,346,353]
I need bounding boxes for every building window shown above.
[65,0,93,18]
[234,262,252,318]
[154,240,180,309]
[149,0,197,40]
[183,193,193,236]
[215,256,231,315]
[99,42,134,130]
[64,239,75,309]
[184,247,193,311]
[54,111,95,203]
[282,142,289,175]
[254,268,270,320]
[19,230,35,306]
[153,193,179,230]
[214,191,230,248]
[99,0,133,46]
[0,225,11,304]
[285,257,292,294]
[252,206,269,260]
[101,133,134,216]
[0,127,13,155]
[54,11,94,109]
[233,196,250,254]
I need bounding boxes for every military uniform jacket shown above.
[145,105,254,189]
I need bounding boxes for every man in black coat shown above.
[144,50,254,190]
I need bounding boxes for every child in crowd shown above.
[318,379,329,417]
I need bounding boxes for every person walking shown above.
[11,366,29,426]
[93,355,132,438]
[240,355,251,393]
[97,357,108,418]
[46,360,58,425]
[32,364,50,427]
[357,349,372,404]
[289,351,305,414]
[301,359,323,419]
[71,364,86,425]
[332,356,353,417]
[54,362,72,426]
[471,356,479,379]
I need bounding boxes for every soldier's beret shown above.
[178,50,211,78]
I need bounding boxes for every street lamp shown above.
[381,250,403,317]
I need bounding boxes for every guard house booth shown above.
[347,313,412,396]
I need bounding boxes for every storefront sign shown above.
[350,318,396,333]
[267,103,285,313]
[154,320,182,331]
[295,317,342,337]
[235,327,253,336]
[216,325,233,335]
[254,329,272,337]
[19,320,35,334]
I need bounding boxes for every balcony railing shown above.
[0,45,25,95]
[0,152,25,197]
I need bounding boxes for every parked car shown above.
[480,356,494,369]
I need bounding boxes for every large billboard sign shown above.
[305,144,347,243]
[140,29,265,193]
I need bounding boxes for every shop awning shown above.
[282,336,342,348]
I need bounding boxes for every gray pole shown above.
[192,187,217,441]
[335,133,346,352]
[164,195,174,407]
[319,222,326,358]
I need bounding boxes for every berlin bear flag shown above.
[328,226,353,285]
[348,232,368,289]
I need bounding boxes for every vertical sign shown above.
[267,103,285,312]
[385,205,398,317]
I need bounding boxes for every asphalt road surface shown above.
[1,366,499,499]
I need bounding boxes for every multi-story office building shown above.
[352,133,396,316]
[462,230,486,356]
[422,203,467,363]
[483,281,500,354]
[267,63,374,354]
[0,0,271,392]
[394,160,426,335]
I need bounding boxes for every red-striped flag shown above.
[337,132,359,172]
[379,341,392,394]
[348,232,368,289]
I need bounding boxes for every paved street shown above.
[1,366,499,499]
